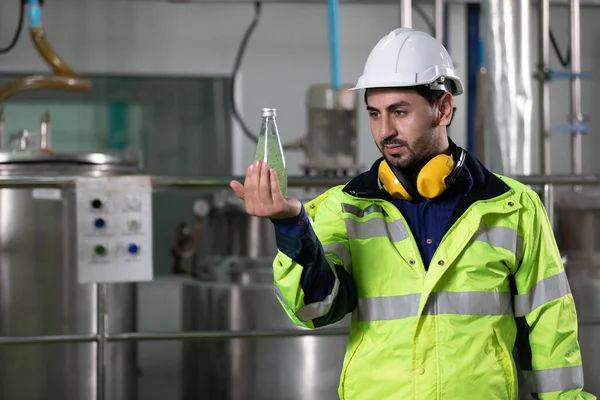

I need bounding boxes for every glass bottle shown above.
[254,108,288,197]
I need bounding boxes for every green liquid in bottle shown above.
[255,108,288,197]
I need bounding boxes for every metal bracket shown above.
[545,70,593,81]
[550,123,591,134]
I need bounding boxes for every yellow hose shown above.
[0,27,92,102]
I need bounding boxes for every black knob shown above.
[91,199,103,209]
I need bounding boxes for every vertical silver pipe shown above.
[570,0,583,191]
[435,0,444,42]
[96,284,107,400]
[538,0,551,177]
[19,130,29,150]
[40,111,50,150]
[538,0,554,229]
[400,0,412,28]
[0,106,4,150]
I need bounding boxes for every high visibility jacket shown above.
[272,153,595,400]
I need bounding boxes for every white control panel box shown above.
[76,175,153,284]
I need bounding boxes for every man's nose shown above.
[379,116,396,140]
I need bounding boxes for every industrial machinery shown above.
[554,189,600,397]
[0,112,140,400]
[181,258,349,400]
[302,83,361,177]
[176,190,350,400]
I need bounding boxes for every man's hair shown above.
[364,86,457,127]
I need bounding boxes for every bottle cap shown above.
[261,108,276,117]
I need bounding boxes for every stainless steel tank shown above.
[553,190,600,397]
[181,259,349,400]
[0,151,140,400]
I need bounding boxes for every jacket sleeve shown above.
[271,189,357,329]
[512,191,596,399]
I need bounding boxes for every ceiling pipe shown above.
[0,0,92,103]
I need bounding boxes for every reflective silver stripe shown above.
[514,272,571,317]
[472,222,523,259]
[423,291,513,316]
[273,260,340,322]
[523,365,584,393]
[353,291,511,321]
[344,218,408,242]
[341,203,382,218]
[323,243,352,272]
[354,293,420,321]
[341,203,409,242]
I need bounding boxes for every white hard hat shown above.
[351,28,463,96]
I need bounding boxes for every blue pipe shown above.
[466,3,481,155]
[28,0,42,28]
[327,0,342,90]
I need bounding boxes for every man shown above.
[230,28,595,400]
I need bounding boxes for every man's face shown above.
[366,87,450,169]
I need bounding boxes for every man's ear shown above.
[436,93,454,127]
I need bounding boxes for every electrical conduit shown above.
[0,0,92,103]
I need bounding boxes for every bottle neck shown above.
[261,116,279,136]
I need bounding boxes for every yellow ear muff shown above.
[416,154,456,199]
[378,161,413,200]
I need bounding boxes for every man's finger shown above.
[230,180,245,199]
[244,162,257,211]
[259,163,273,206]
[269,168,283,204]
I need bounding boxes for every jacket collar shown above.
[341,140,511,206]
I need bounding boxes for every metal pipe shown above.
[570,0,583,191]
[105,0,600,5]
[327,0,342,90]
[108,328,350,342]
[538,0,551,178]
[0,328,349,347]
[0,333,99,346]
[537,0,554,227]
[0,107,4,150]
[0,174,599,190]
[435,0,444,42]
[96,284,107,400]
[19,130,29,150]
[400,0,412,27]
[0,2,92,102]
[40,111,50,151]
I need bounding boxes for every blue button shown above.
[128,244,139,255]
[94,218,106,229]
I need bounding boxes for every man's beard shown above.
[380,134,433,169]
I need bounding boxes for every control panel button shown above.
[94,218,106,229]
[123,196,142,211]
[127,244,140,255]
[127,220,140,232]
[91,199,103,209]
[94,245,107,256]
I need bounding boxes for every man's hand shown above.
[230,160,302,219]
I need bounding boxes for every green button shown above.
[94,245,107,256]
